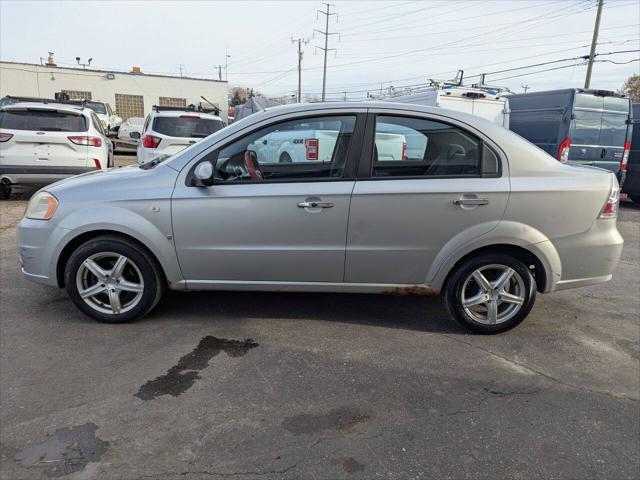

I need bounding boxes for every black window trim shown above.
[185,112,367,186]
[356,112,503,180]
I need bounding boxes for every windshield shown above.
[0,109,87,132]
[84,102,107,115]
[153,116,224,138]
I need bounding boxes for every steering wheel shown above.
[243,151,264,181]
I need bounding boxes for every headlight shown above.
[25,191,58,220]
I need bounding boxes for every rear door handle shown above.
[298,201,333,209]
[453,197,489,206]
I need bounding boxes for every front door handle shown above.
[298,201,333,209]
[453,197,489,206]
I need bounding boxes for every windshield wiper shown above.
[140,154,170,170]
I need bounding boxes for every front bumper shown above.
[16,218,70,287]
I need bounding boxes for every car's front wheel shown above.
[64,235,164,323]
[443,253,536,334]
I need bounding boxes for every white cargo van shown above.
[380,86,510,128]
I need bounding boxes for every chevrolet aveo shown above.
[16,103,624,333]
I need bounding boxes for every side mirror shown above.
[193,160,214,187]
[130,131,141,139]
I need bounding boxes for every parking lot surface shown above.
[1,155,639,479]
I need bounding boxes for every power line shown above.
[315,3,339,101]
[291,37,310,102]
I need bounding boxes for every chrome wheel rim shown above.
[461,264,526,325]
[76,252,144,315]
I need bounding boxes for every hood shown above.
[45,164,178,202]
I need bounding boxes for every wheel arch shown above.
[428,221,562,294]
[56,230,168,288]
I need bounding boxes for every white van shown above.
[380,86,511,128]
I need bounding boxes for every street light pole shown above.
[584,0,604,89]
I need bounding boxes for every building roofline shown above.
[0,60,227,84]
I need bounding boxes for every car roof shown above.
[1,101,89,115]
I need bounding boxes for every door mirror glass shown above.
[129,131,141,139]
[194,160,214,186]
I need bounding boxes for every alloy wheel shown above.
[461,264,526,325]
[75,252,145,315]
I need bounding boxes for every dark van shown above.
[621,103,639,204]
[508,89,631,180]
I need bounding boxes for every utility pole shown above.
[522,84,530,93]
[178,64,184,78]
[315,3,339,102]
[215,65,223,81]
[584,0,604,89]
[225,45,231,81]
[291,37,309,102]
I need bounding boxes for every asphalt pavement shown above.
[1,155,638,479]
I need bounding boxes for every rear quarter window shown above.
[0,109,88,132]
[153,116,224,138]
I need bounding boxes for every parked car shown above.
[0,101,112,199]
[116,117,144,150]
[83,101,122,136]
[621,103,639,204]
[508,89,632,182]
[381,86,511,128]
[16,102,623,333]
[137,106,225,165]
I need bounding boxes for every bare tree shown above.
[620,75,640,103]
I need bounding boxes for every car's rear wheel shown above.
[279,152,292,163]
[64,235,163,323]
[443,253,536,334]
[0,183,11,200]
[629,194,640,205]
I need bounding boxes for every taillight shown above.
[621,141,631,172]
[305,138,319,160]
[142,135,161,148]
[0,133,13,142]
[68,136,102,147]
[558,138,571,163]
[93,159,102,169]
[402,142,407,160]
[599,182,620,219]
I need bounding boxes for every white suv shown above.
[0,101,112,199]
[137,107,224,165]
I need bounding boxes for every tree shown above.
[620,75,640,102]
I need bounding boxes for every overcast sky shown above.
[1,0,638,99]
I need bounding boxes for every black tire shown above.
[0,183,11,200]
[64,235,164,323]
[279,152,292,163]
[443,253,537,334]
[630,194,640,205]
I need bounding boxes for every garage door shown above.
[115,94,144,120]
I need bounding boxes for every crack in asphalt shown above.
[442,334,640,403]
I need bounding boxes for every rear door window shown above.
[571,110,602,145]
[153,116,224,138]
[0,109,87,132]
[600,113,628,146]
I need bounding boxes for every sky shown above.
[1,0,638,100]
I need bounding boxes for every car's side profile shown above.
[16,102,623,333]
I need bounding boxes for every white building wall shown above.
[0,62,228,120]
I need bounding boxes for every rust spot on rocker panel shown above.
[382,285,437,296]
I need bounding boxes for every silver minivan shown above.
[16,103,623,333]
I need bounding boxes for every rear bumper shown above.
[549,219,624,292]
[0,165,97,185]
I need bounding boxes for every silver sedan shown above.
[16,102,623,333]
